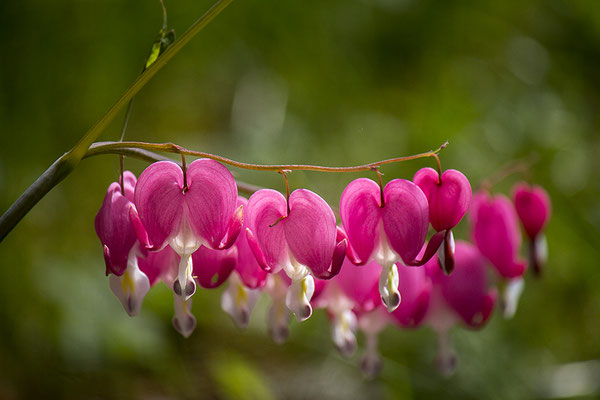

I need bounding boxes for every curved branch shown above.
[86,140,449,173]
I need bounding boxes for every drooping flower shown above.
[339,178,444,312]
[470,190,525,317]
[222,197,268,329]
[134,159,242,302]
[312,258,380,357]
[424,241,497,375]
[414,167,472,274]
[358,307,390,379]
[137,246,197,338]
[264,272,293,344]
[390,263,432,328]
[95,171,150,316]
[512,182,551,276]
[470,190,526,279]
[245,189,347,321]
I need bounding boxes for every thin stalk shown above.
[85,140,449,173]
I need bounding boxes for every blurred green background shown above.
[1,0,600,399]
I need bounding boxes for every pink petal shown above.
[512,182,551,240]
[245,189,289,271]
[192,245,237,289]
[128,206,151,249]
[314,238,347,280]
[134,161,185,250]
[340,178,382,265]
[335,259,381,312]
[381,179,429,264]
[120,170,137,202]
[391,264,432,328]
[434,241,497,329]
[404,230,445,267]
[95,182,138,276]
[471,191,525,278]
[138,246,179,287]
[235,197,268,289]
[184,159,238,249]
[285,189,337,277]
[414,168,472,231]
[218,204,244,250]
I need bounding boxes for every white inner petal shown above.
[221,272,260,329]
[108,246,150,317]
[285,275,315,322]
[502,277,525,319]
[378,263,401,312]
[373,221,400,267]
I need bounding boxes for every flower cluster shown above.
[95,159,550,375]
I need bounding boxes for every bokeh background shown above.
[1,0,600,399]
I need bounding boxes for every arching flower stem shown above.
[85,140,449,173]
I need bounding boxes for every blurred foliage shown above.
[1,0,600,399]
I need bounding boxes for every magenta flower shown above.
[245,188,347,321]
[134,159,242,302]
[470,190,526,279]
[340,178,444,312]
[513,182,551,276]
[390,263,432,328]
[424,241,497,375]
[137,246,197,338]
[95,171,150,317]
[312,258,381,357]
[222,197,268,329]
[138,246,179,287]
[192,246,237,289]
[414,167,472,274]
[95,171,139,277]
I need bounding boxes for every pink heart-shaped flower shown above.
[512,182,551,240]
[414,167,472,231]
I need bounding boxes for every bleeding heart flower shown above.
[95,171,150,317]
[414,167,472,274]
[136,246,197,337]
[390,264,432,328]
[470,190,526,279]
[311,258,381,358]
[512,182,551,276]
[138,246,179,288]
[192,245,237,289]
[424,241,497,376]
[413,168,472,231]
[222,197,267,329]
[245,188,347,322]
[426,241,497,329]
[340,178,444,312]
[134,159,242,302]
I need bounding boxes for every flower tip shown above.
[435,350,458,377]
[382,292,401,313]
[103,245,112,276]
[270,325,289,344]
[360,354,383,379]
[245,228,272,272]
[173,314,196,338]
[173,278,196,300]
[336,336,357,358]
[218,204,244,250]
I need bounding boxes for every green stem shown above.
[85,140,448,173]
[0,0,233,243]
